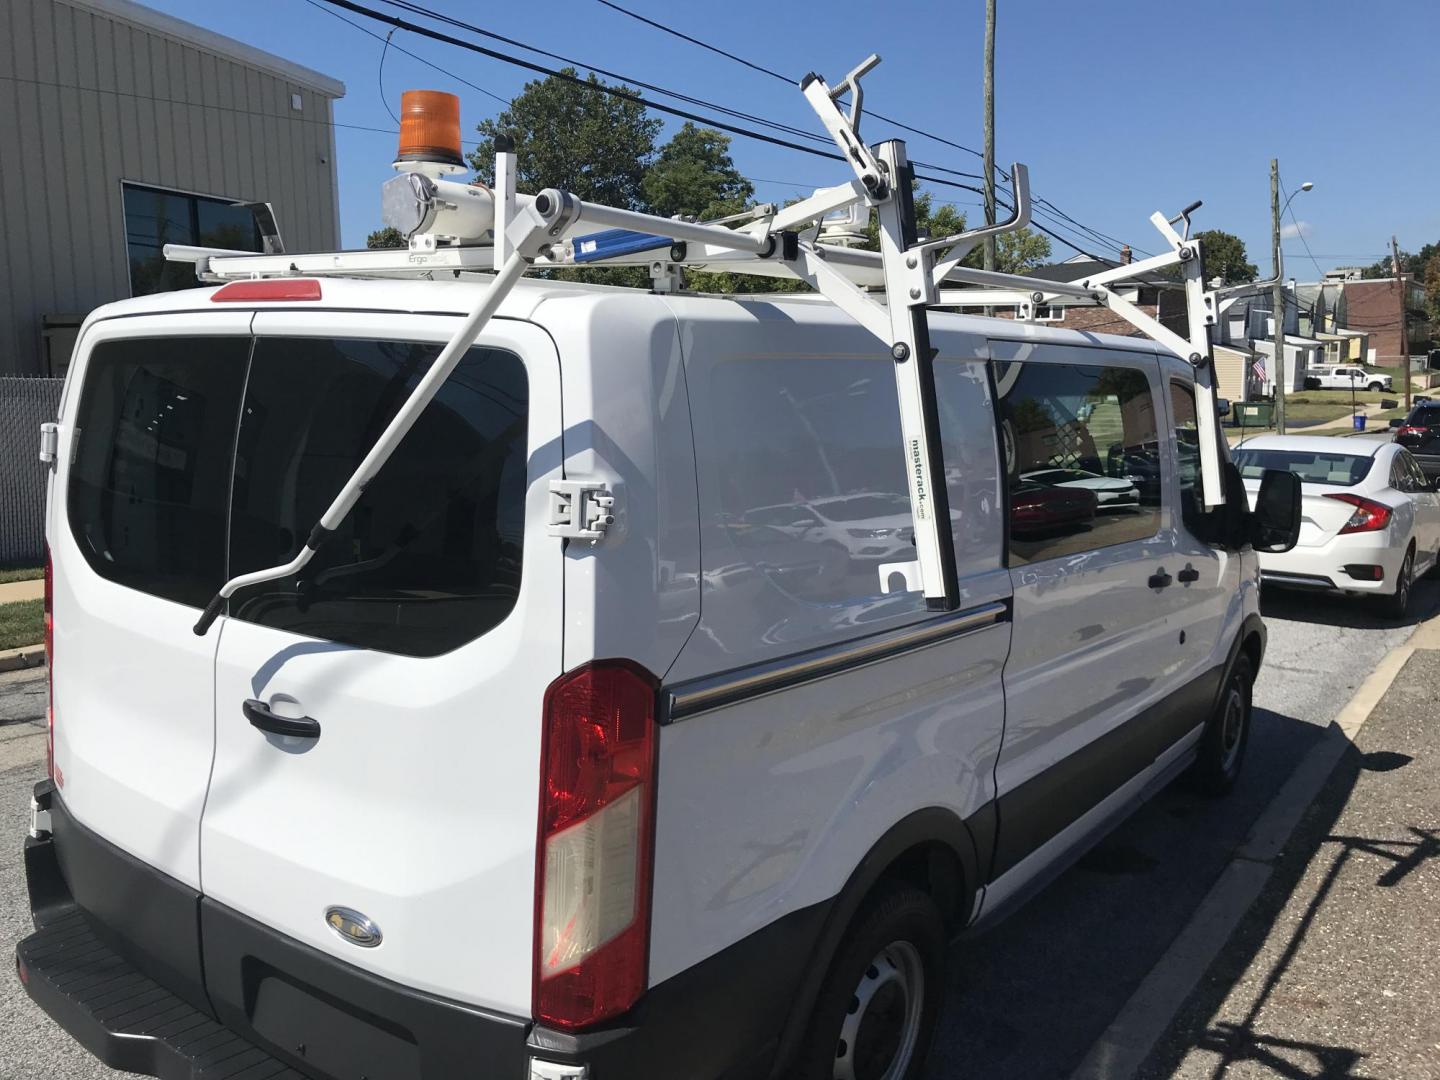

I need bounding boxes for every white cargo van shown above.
[18,272,1306,1080]
[17,66,1308,1080]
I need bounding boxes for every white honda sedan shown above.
[1232,435,1440,616]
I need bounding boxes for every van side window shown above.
[67,337,251,608]
[1169,381,1206,533]
[227,338,528,657]
[996,360,1161,564]
[706,355,1001,607]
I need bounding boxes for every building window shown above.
[122,183,264,297]
[1033,303,1064,322]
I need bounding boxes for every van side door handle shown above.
[1148,569,1173,589]
[243,699,321,740]
[1178,565,1200,584]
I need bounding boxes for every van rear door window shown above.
[226,338,528,657]
[67,337,251,607]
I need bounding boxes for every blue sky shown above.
[146,0,1440,276]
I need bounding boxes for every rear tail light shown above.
[43,545,56,785]
[534,661,658,1030]
[1325,493,1392,535]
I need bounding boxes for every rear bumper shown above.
[1258,532,1405,595]
[18,784,823,1080]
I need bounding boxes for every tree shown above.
[1424,253,1440,326]
[1193,229,1257,286]
[367,226,405,250]
[643,123,754,221]
[993,228,1051,274]
[469,69,661,210]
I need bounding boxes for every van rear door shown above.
[200,312,563,1017]
[54,312,254,890]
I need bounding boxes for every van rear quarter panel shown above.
[647,301,1011,987]
[536,294,701,677]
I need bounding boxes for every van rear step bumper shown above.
[17,906,305,1080]
[19,785,829,1080]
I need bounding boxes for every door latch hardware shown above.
[547,480,616,543]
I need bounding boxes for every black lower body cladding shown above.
[19,786,832,1080]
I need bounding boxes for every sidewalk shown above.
[0,580,42,604]
[1226,402,1386,445]
[1142,635,1440,1079]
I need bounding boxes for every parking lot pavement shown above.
[0,584,1434,1080]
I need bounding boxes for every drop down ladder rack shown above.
[172,54,1223,630]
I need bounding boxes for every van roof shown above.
[84,275,1166,355]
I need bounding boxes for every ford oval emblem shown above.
[325,907,382,948]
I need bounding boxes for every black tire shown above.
[1383,546,1415,619]
[1368,382,1384,393]
[794,884,945,1080]
[1188,653,1253,796]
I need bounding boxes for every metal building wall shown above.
[0,0,343,375]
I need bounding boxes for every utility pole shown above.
[982,0,996,273]
[1393,235,1410,412]
[1271,158,1286,434]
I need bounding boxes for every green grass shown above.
[1287,390,1395,406]
[0,567,43,585]
[0,599,43,650]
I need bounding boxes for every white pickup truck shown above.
[1306,365,1393,392]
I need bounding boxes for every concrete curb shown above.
[0,645,45,673]
[1067,610,1439,1080]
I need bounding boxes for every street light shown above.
[1272,167,1313,435]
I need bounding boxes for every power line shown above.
[588,0,1147,256]
[1279,178,1323,279]
[317,0,1118,263]
[371,0,840,150]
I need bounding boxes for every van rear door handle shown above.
[1148,570,1173,589]
[243,699,321,740]
[1178,565,1201,584]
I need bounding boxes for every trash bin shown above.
[1234,401,1274,428]
[1353,413,1368,431]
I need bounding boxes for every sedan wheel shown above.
[1385,548,1414,619]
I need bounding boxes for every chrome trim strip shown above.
[663,600,1009,723]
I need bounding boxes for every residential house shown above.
[1211,283,1323,400]
[1334,276,1430,367]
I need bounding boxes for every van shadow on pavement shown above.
[921,704,1350,1080]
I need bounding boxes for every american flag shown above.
[1251,357,1268,382]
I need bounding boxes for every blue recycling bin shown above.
[1353,413,1368,431]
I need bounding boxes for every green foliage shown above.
[643,123,754,221]
[469,68,661,210]
[366,226,406,250]
[993,228,1052,275]
[1193,229,1257,285]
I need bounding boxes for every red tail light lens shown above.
[1325,493,1392,535]
[44,545,55,784]
[534,660,658,1030]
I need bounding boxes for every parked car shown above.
[1307,365,1393,393]
[20,275,1300,1080]
[1233,435,1440,616]
[1019,467,1139,511]
[1010,479,1099,533]
[1392,401,1440,482]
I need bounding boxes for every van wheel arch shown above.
[769,808,979,1078]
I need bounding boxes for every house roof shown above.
[1026,258,1180,288]
[63,0,346,97]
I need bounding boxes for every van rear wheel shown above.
[1188,653,1253,796]
[796,884,944,1080]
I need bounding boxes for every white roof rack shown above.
[175,54,1225,633]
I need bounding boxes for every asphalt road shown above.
[0,581,1434,1080]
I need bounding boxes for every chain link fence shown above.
[1,377,64,567]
